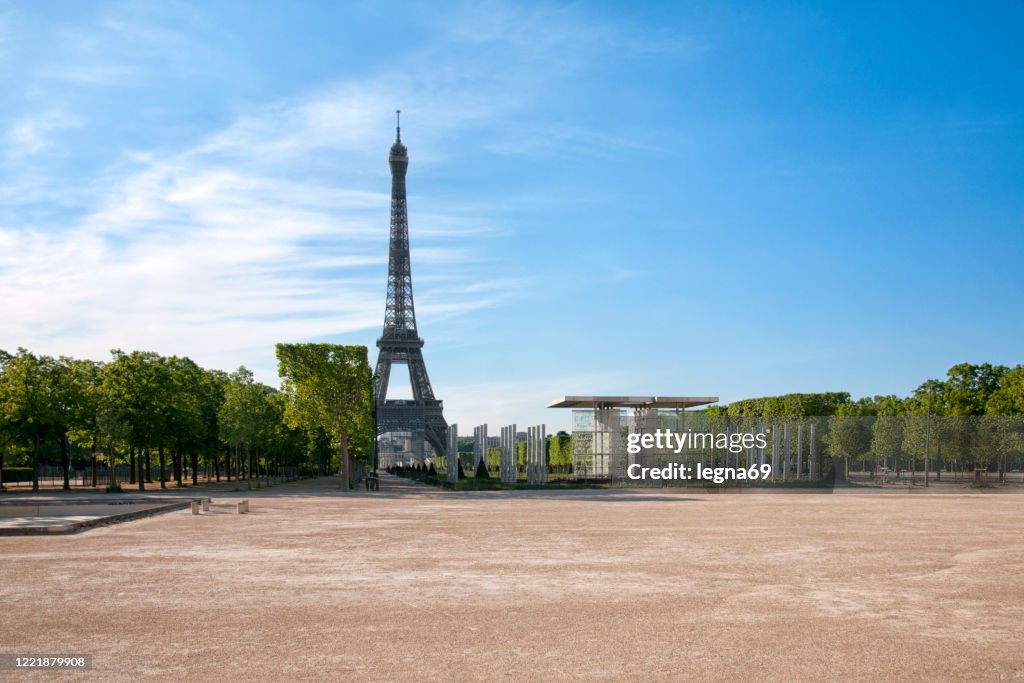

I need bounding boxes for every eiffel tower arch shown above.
[373,112,448,462]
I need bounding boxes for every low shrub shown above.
[474,458,489,479]
[1,467,34,483]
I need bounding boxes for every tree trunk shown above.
[91,437,98,487]
[60,433,71,490]
[137,447,146,491]
[130,446,137,485]
[108,443,117,486]
[31,432,41,492]
[176,445,184,487]
[339,434,350,490]
[159,444,166,489]
[191,451,199,486]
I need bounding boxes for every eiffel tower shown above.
[373,111,448,460]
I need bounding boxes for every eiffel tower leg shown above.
[374,355,392,402]
[406,350,434,402]
[425,415,449,459]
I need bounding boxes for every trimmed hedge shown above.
[1,467,34,483]
[474,458,489,479]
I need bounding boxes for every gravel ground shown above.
[1,476,1022,681]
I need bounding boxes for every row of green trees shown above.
[710,363,1024,418]
[822,415,1023,481]
[0,344,374,491]
[707,363,1024,481]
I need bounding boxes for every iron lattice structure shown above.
[374,113,448,459]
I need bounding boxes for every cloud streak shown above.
[0,1,694,393]
[1,1,634,383]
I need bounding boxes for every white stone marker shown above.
[447,424,459,484]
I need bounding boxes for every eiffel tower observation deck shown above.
[373,112,448,462]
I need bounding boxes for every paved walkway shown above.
[1,476,1022,680]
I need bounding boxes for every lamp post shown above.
[371,373,380,481]
[925,389,932,487]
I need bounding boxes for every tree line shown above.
[707,363,1024,481]
[0,344,373,491]
[709,363,1024,418]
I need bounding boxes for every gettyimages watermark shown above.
[625,428,772,482]
[626,428,768,455]
[627,461,773,483]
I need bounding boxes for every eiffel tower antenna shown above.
[374,115,448,460]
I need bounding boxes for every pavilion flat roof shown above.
[546,396,719,409]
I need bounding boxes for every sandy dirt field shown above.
[1,476,1022,681]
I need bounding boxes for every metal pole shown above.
[924,392,931,487]
[371,374,379,479]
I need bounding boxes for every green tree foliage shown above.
[66,359,103,486]
[824,414,871,480]
[986,366,1024,416]
[4,348,1023,490]
[219,366,288,485]
[547,431,573,469]
[276,344,372,490]
[860,395,908,417]
[101,350,169,490]
[0,349,59,491]
[0,346,330,489]
[719,393,851,417]
[48,356,96,489]
[194,369,228,483]
[871,417,904,470]
[944,363,1008,416]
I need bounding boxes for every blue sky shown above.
[1,1,1022,430]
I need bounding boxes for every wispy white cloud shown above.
[0,9,520,378]
[0,1,690,387]
[0,90,479,380]
[6,110,81,157]
[29,4,215,87]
